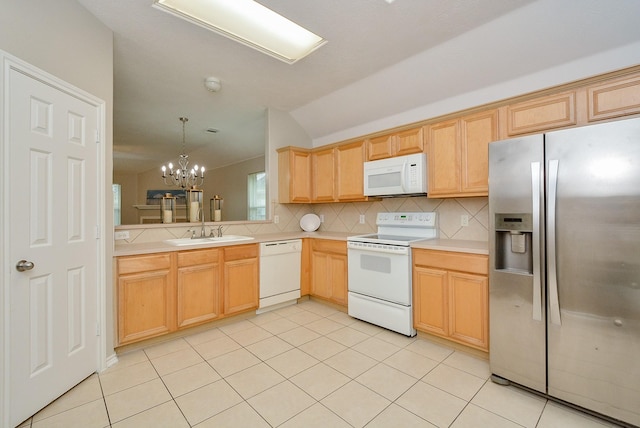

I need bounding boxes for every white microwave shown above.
[363,153,428,197]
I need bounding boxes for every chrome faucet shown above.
[199,208,206,237]
[217,225,223,237]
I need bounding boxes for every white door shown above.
[8,68,99,426]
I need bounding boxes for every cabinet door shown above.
[448,272,488,351]
[329,253,348,305]
[300,239,311,296]
[312,147,336,202]
[278,148,311,203]
[118,254,175,345]
[427,120,460,196]
[177,249,221,329]
[335,140,366,201]
[366,134,395,160]
[460,110,498,195]
[310,251,331,299]
[587,72,640,122]
[395,127,424,156]
[413,266,448,336]
[223,245,259,315]
[506,91,576,136]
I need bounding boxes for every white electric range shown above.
[347,212,437,336]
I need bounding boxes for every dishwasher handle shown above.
[260,239,302,255]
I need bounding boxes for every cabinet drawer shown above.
[178,248,220,267]
[413,249,488,275]
[311,239,346,255]
[224,244,258,261]
[118,253,172,275]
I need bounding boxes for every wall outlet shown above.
[461,215,469,227]
[114,230,130,240]
[319,214,325,223]
[273,215,279,224]
[359,214,366,224]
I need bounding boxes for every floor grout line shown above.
[26,300,621,428]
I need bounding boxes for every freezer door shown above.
[488,135,546,393]
[545,118,640,426]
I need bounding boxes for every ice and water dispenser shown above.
[494,214,533,274]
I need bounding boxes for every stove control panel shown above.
[376,212,436,227]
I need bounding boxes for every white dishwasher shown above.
[258,239,302,313]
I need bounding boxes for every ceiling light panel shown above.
[153,0,327,64]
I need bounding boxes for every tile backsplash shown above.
[116,197,488,245]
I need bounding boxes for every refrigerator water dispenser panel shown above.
[495,213,533,274]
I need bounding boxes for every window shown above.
[247,171,266,220]
[113,184,121,226]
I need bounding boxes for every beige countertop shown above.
[114,232,488,257]
[411,238,488,255]
[114,231,354,257]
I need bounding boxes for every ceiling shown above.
[75,0,640,175]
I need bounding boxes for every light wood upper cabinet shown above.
[396,127,425,156]
[278,147,311,203]
[506,91,576,136]
[427,110,498,197]
[312,147,336,202]
[335,140,366,201]
[310,239,347,306]
[587,71,640,122]
[223,244,259,315]
[460,110,498,194]
[427,120,460,196]
[176,248,221,329]
[413,249,489,351]
[366,134,395,160]
[117,253,176,345]
[366,126,424,160]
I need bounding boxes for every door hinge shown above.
[95,225,101,239]
[96,322,101,336]
[95,129,100,144]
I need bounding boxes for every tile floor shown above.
[19,300,623,428]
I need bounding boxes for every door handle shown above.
[531,162,542,322]
[547,159,562,326]
[16,260,35,272]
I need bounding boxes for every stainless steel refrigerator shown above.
[489,117,640,427]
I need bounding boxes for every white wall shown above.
[291,0,640,147]
[266,108,312,207]
[0,0,115,363]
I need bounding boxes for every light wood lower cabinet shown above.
[117,253,176,345]
[223,244,259,315]
[117,244,259,346]
[310,239,347,306]
[413,249,489,351]
[177,248,222,329]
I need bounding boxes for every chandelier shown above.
[161,117,205,189]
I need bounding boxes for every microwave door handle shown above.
[400,161,407,192]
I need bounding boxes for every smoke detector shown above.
[204,77,221,92]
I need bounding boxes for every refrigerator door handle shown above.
[548,159,562,325]
[531,162,543,321]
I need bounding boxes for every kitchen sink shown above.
[164,235,254,246]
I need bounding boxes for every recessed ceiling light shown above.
[153,0,327,64]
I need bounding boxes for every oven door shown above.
[347,241,411,305]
